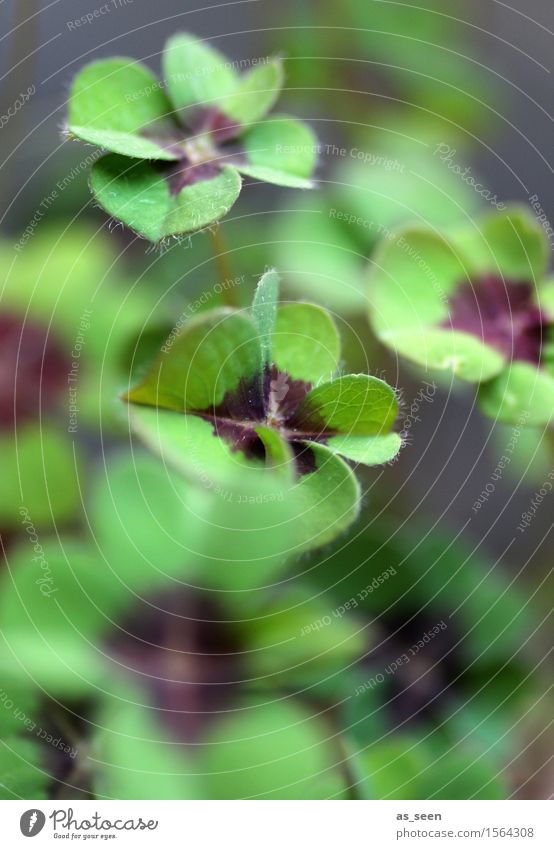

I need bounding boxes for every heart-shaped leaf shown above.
[292,374,398,435]
[94,700,201,800]
[224,59,284,126]
[162,32,238,121]
[238,116,318,188]
[90,155,242,241]
[240,587,366,682]
[368,225,510,380]
[125,308,262,412]
[0,738,49,800]
[90,453,198,590]
[478,361,554,425]
[273,302,340,383]
[68,58,179,160]
[127,407,258,483]
[369,225,470,337]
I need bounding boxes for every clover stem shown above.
[208,227,239,308]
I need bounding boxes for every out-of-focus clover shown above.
[124,271,401,550]
[274,120,483,315]
[66,34,317,241]
[368,206,554,426]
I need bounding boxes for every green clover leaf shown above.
[124,271,401,550]
[67,35,317,241]
[368,206,554,425]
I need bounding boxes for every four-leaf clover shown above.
[368,206,554,425]
[124,271,401,550]
[67,33,317,241]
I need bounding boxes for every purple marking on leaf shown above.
[107,591,241,742]
[140,125,189,158]
[444,276,549,364]
[195,368,330,474]
[194,107,242,144]
[290,441,317,475]
[208,417,266,461]
[213,372,267,422]
[164,159,222,196]
[0,313,67,430]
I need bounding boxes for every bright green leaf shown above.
[224,59,283,125]
[90,453,197,592]
[239,116,317,188]
[294,375,398,435]
[162,32,238,119]
[127,407,257,483]
[68,58,179,160]
[369,225,470,338]
[125,308,262,412]
[90,155,242,241]
[0,541,109,695]
[273,303,340,383]
[326,432,402,466]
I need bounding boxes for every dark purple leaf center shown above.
[198,365,331,475]
[0,313,67,430]
[143,108,246,194]
[444,276,550,365]
[107,590,242,742]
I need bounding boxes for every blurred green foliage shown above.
[0,2,550,803]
